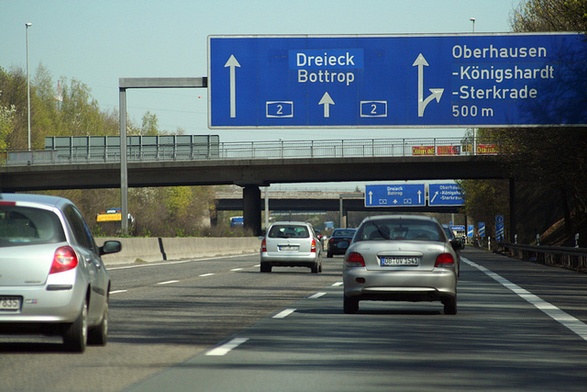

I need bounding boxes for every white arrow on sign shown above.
[319,92,335,118]
[417,190,422,204]
[224,55,241,118]
[412,54,444,117]
[368,191,373,205]
[430,191,439,203]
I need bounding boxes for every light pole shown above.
[470,17,476,33]
[25,22,32,151]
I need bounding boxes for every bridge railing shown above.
[2,137,499,166]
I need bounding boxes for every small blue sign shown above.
[365,184,425,207]
[467,225,475,238]
[209,33,587,128]
[428,183,464,206]
[495,215,505,241]
[478,222,486,238]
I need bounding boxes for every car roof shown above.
[0,193,70,208]
[269,221,312,226]
[361,215,438,223]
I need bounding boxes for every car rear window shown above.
[356,219,444,242]
[268,225,310,239]
[333,229,356,237]
[0,206,66,247]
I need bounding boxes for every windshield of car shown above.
[0,206,66,247]
[355,219,444,242]
[268,224,310,239]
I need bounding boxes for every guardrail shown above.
[2,137,500,166]
[499,243,587,272]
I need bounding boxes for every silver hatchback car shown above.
[343,215,459,315]
[0,193,121,352]
[260,221,323,273]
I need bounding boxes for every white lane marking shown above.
[199,273,215,277]
[464,258,587,342]
[157,280,179,285]
[273,308,296,319]
[206,337,249,356]
[109,290,127,294]
[230,268,244,272]
[332,282,343,287]
[107,253,257,271]
[308,292,326,299]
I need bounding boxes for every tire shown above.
[443,296,457,315]
[311,263,319,273]
[343,296,359,314]
[63,299,88,352]
[88,299,108,346]
[260,263,271,273]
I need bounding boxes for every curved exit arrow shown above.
[413,53,444,117]
[224,55,240,118]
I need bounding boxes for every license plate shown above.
[279,245,299,251]
[336,241,349,249]
[0,297,21,311]
[380,257,420,266]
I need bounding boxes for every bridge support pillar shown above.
[243,185,262,236]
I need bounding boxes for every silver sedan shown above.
[0,193,121,352]
[343,215,459,315]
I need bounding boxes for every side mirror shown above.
[100,240,122,255]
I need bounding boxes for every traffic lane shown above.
[461,247,587,324]
[125,255,587,392]
[0,255,342,392]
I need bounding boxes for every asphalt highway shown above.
[1,248,586,391]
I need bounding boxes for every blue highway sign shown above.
[428,183,464,206]
[208,33,587,128]
[365,184,425,207]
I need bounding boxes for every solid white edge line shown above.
[206,337,249,356]
[273,308,296,319]
[463,258,587,342]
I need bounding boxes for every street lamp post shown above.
[470,17,476,33]
[25,22,32,151]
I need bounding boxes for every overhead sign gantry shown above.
[208,33,587,128]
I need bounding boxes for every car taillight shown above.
[311,239,317,253]
[435,253,454,268]
[261,238,267,252]
[328,238,334,244]
[50,246,79,274]
[345,252,365,267]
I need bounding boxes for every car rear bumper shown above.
[261,253,320,267]
[0,284,85,324]
[343,268,457,301]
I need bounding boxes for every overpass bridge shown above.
[0,137,509,235]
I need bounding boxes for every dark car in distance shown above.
[327,228,357,258]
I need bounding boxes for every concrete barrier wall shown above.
[98,237,261,265]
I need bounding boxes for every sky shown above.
[1,0,521,144]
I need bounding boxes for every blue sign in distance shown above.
[478,222,486,238]
[365,184,425,207]
[467,225,475,238]
[428,183,464,206]
[208,33,587,128]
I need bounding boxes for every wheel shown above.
[443,296,457,315]
[63,299,88,352]
[311,262,319,273]
[343,296,359,314]
[260,263,271,273]
[88,299,108,346]
[327,252,333,258]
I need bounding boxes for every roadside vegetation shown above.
[459,0,587,246]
